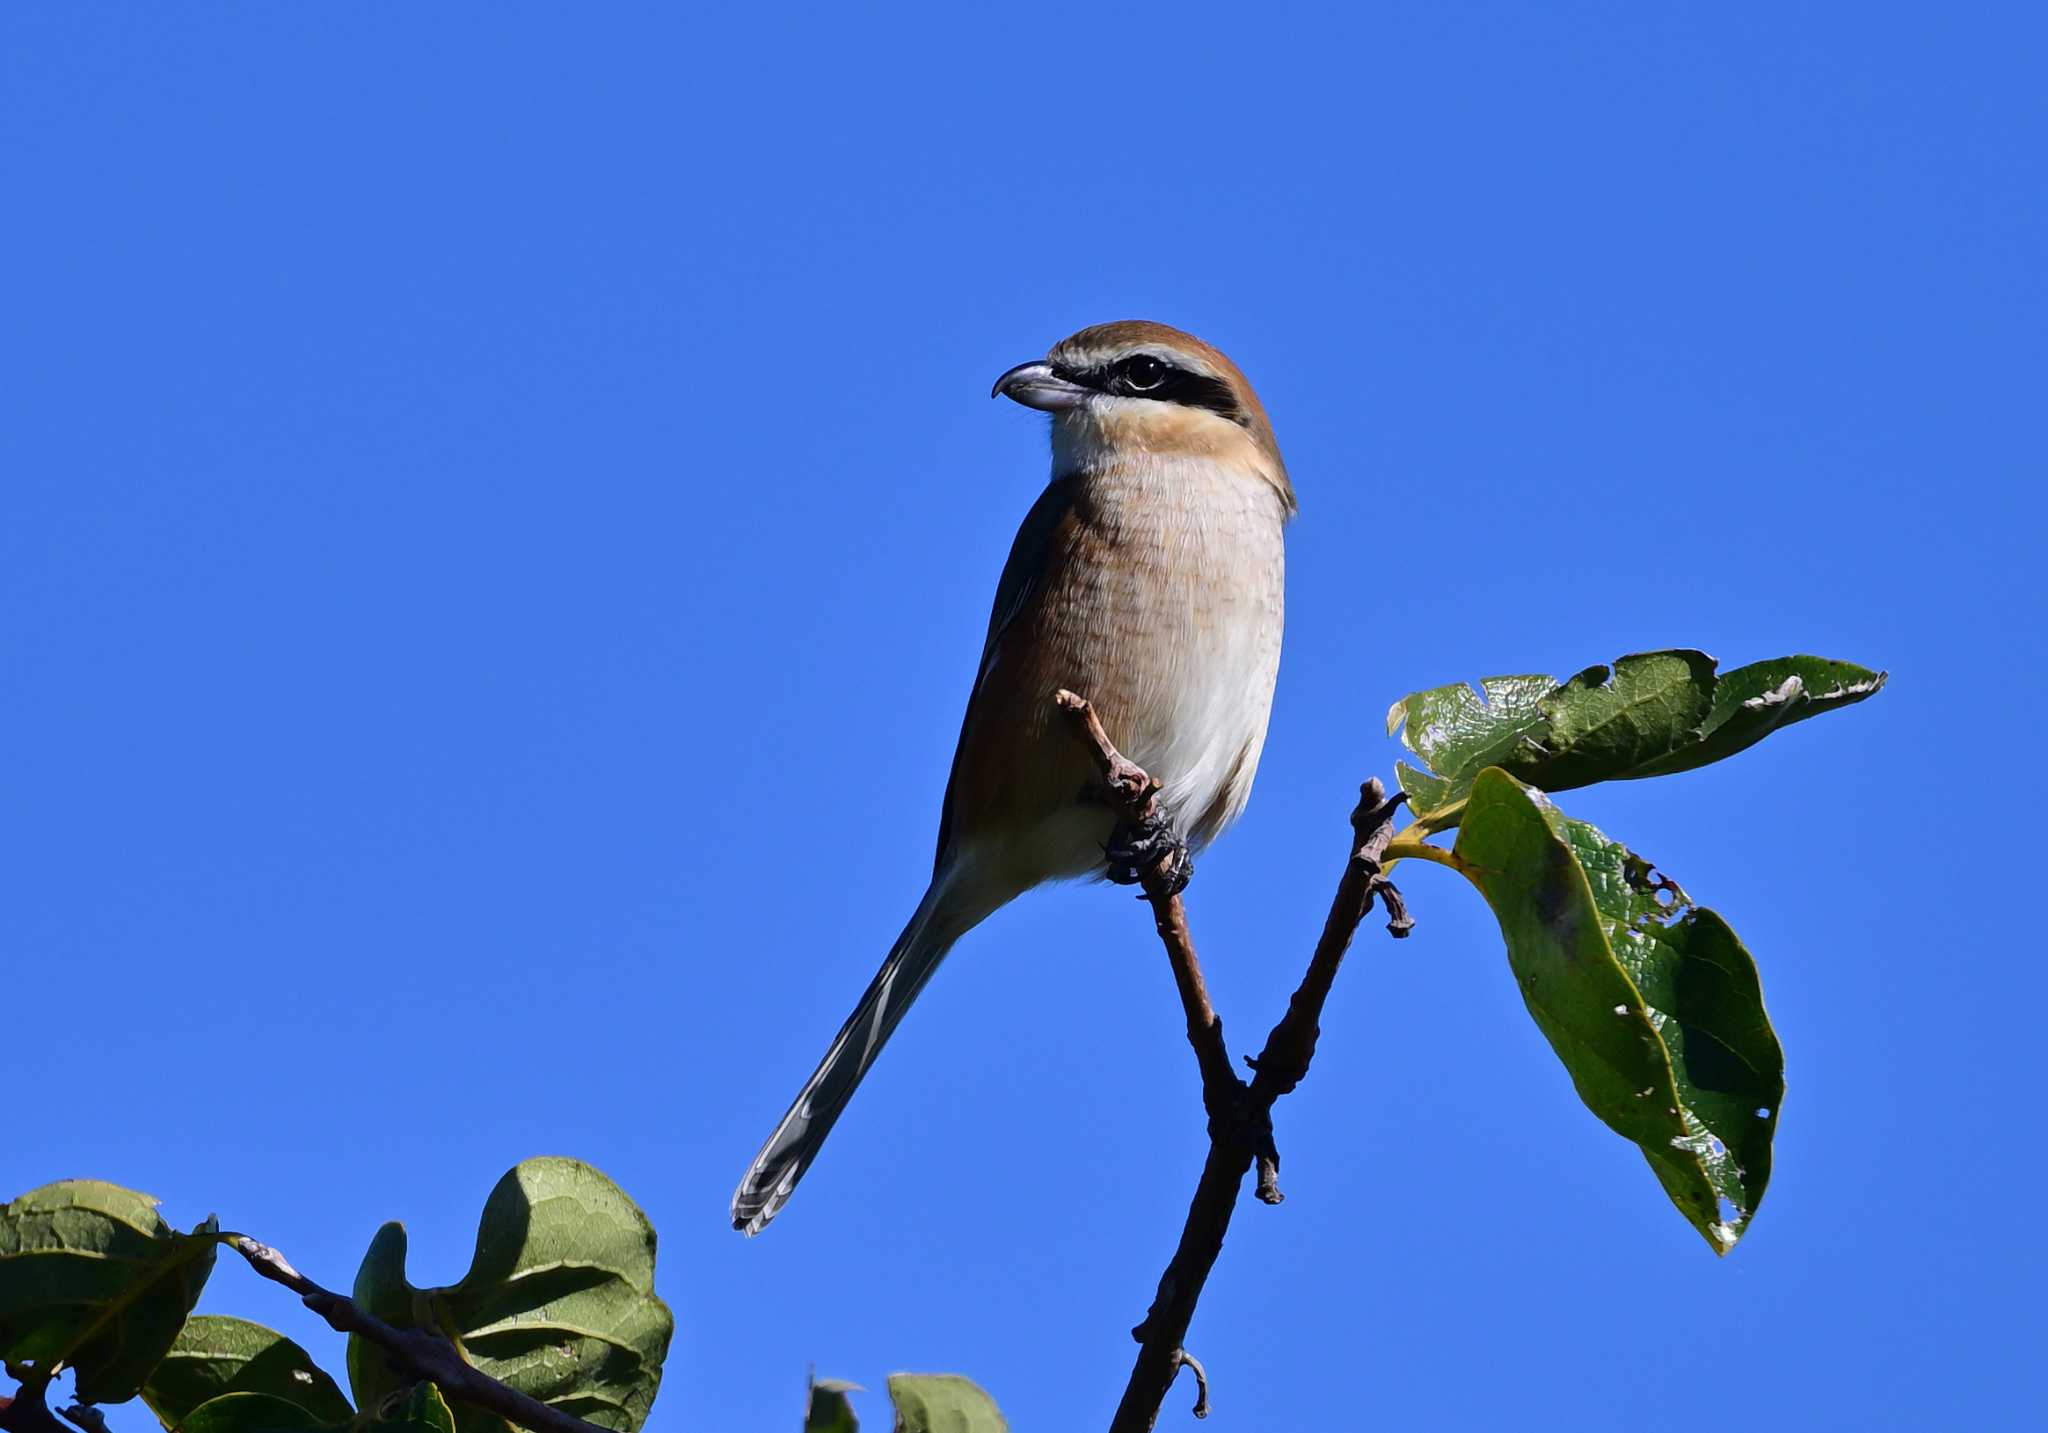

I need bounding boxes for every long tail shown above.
[731,880,986,1235]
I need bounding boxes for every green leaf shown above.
[185,1378,451,1432]
[886,1374,1006,1432]
[1527,651,1720,789]
[805,1373,861,1432]
[1627,655,1890,778]
[1385,672,1555,801]
[142,1315,353,1428]
[367,1383,457,1433]
[0,1181,217,1403]
[174,1391,331,1433]
[346,1158,673,1433]
[1387,650,1886,823]
[1450,769,1784,1252]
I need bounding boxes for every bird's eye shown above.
[1119,355,1167,393]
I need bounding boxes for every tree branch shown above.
[1054,691,1238,1108]
[1053,692,1410,1432]
[1243,779,1410,1203]
[0,1385,71,1433]
[227,1236,609,1433]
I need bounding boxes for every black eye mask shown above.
[1052,356,1249,427]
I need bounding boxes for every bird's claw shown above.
[1104,815,1194,896]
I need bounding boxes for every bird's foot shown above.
[1104,814,1194,896]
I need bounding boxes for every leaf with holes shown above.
[141,1315,353,1428]
[886,1374,1007,1432]
[1625,655,1890,778]
[1449,769,1784,1252]
[0,1181,217,1403]
[346,1158,672,1433]
[1387,650,1886,825]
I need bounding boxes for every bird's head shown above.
[992,320,1295,515]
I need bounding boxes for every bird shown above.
[731,320,1295,1234]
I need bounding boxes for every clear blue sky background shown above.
[5,5,2040,1429]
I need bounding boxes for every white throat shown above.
[1051,400,1288,512]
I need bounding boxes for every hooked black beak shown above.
[991,360,1091,413]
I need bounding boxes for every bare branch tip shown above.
[1255,1153,1286,1205]
[1378,879,1416,938]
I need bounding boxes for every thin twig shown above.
[1054,693,1411,1433]
[228,1236,609,1433]
[1170,1350,1210,1419]
[1245,782,1410,1108]
[1054,691,1237,1107]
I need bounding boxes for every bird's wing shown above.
[932,475,1077,874]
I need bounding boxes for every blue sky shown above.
[4,4,2040,1429]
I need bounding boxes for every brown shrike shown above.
[732,321,1294,1234]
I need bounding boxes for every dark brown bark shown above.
[1054,690,1410,1432]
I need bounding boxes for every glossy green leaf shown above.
[1388,650,1885,823]
[886,1374,1006,1432]
[141,1315,353,1429]
[346,1158,672,1433]
[805,1374,861,1432]
[1388,671,1555,814]
[1626,655,1890,777]
[1450,769,1783,1252]
[174,1391,331,1433]
[0,1181,217,1402]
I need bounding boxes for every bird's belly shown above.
[1090,530,1283,841]
[1006,462,1287,877]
